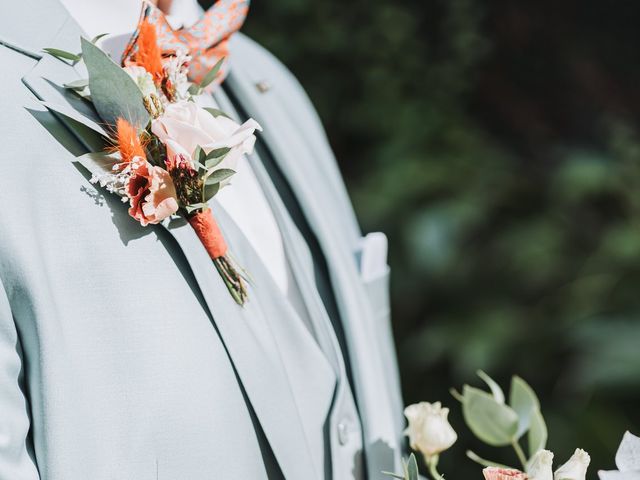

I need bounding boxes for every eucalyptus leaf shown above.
[462,385,519,446]
[198,57,225,89]
[478,370,505,404]
[203,107,231,119]
[43,47,81,63]
[81,37,149,128]
[510,376,540,439]
[205,168,235,185]
[406,454,419,480]
[528,407,548,457]
[188,84,201,96]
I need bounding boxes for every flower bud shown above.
[528,450,554,480]
[404,402,457,460]
[554,449,591,480]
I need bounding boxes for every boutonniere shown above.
[44,19,260,305]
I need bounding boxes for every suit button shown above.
[337,422,349,445]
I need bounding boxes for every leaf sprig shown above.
[451,371,548,471]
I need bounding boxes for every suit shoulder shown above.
[228,33,334,154]
[229,33,295,82]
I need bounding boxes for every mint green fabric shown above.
[0,0,403,478]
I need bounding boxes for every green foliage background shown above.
[241,0,640,476]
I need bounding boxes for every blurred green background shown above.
[242,0,640,476]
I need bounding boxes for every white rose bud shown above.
[554,448,591,480]
[404,402,457,461]
[528,449,554,480]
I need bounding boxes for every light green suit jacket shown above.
[0,0,404,478]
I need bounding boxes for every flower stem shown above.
[214,256,248,306]
[512,440,527,470]
[427,456,445,480]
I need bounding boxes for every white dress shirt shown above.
[59,0,292,297]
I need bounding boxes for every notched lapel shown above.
[165,212,319,480]
[23,44,319,480]
[23,56,106,152]
[223,44,403,471]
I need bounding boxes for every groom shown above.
[0,0,403,478]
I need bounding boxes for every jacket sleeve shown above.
[0,278,40,479]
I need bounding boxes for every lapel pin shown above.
[256,80,272,93]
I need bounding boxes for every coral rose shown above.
[126,158,179,226]
[483,468,529,480]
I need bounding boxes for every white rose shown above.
[599,432,640,480]
[528,449,554,480]
[404,402,457,460]
[151,100,261,175]
[124,65,157,98]
[555,449,591,480]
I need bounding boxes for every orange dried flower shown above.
[133,20,164,83]
[115,118,146,164]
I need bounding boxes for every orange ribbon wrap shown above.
[188,209,228,259]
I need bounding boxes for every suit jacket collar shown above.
[22,38,325,480]
[0,0,82,59]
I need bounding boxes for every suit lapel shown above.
[23,51,319,480]
[0,0,80,58]
[223,53,402,472]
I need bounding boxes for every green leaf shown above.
[462,385,519,446]
[91,33,109,44]
[198,57,225,89]
[466,450,513,469]
[406,454,419,480]
[205,168,235,185]
[81,37,149,128]
[203,107,231,119]
[509,376,540,439]
[75,151,121,178]
[43,47,81,62]
[204,182,220,202]
[528,408,547,457]
[205,156,225,169]
[63,78,89,90]
[204,147,231,168]
[187,84,202,96]
[193,145,206,164]
[478,370,505,404]
[205,147,231,159]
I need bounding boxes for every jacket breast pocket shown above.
[357,232,391,318]
[356,232,405,433]
[362,264,391,321]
